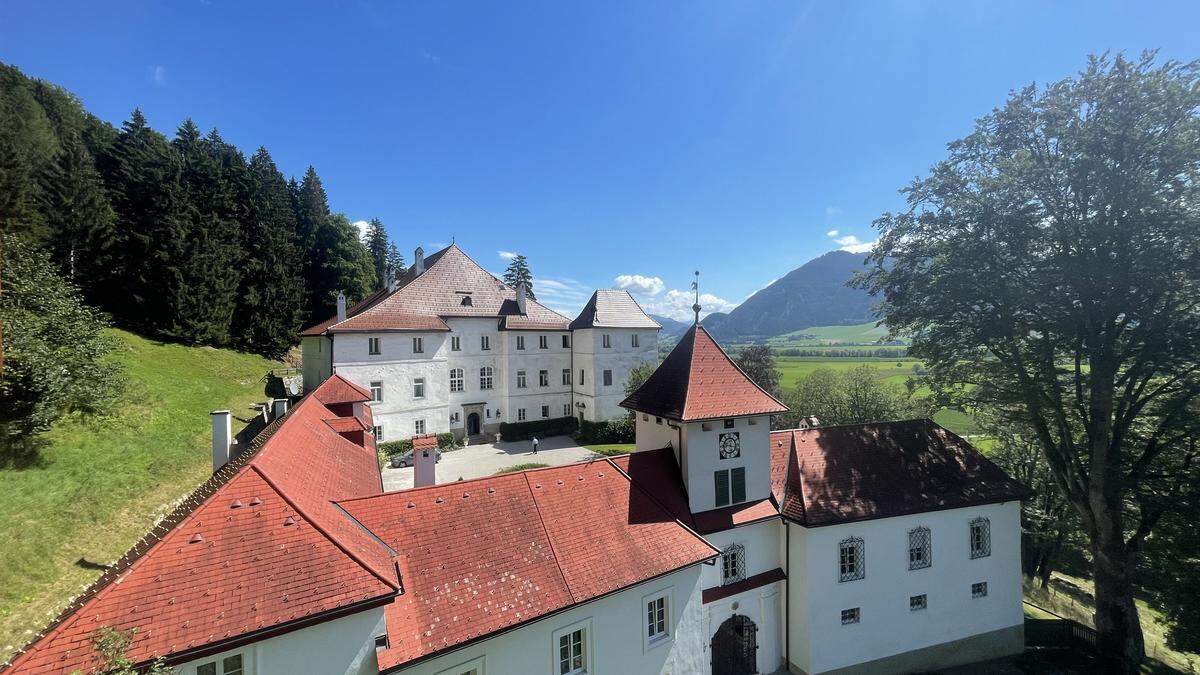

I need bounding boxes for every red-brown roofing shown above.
[301,245,569,335]
[337,460,719,671]
[620,324,789,421]
[411,434,437,451]
[4,376,397,674]
[770,420,1030,526]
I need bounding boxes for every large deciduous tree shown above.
[856,53,1200,670]
[777,366,930,429]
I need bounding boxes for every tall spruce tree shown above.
[386,243,405,280]
[364,218,391,288]
[502,254,536,299]
[294,167,378,321]
[35,133,117,292]
[232,147,306,357]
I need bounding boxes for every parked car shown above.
[390,448,442,468]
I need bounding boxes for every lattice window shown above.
[721,543,746,585]
[840,607,860,625]
[909,594,927,611]
[970,517,991,559]
[972,581,988,598]
[839,536,865,582]
[908,526,931,570]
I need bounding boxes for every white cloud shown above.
[831,234,876,254]
[531,276,591,318]
[498,250,518,260]
[420,48,441,64]
[613,274,664,297]
[825,205,843,218]
[640,289,737,322]
[352,219,370,241]
[153,65,167,86]
[826,229,839,237]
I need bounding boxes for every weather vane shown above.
[691,270,701,325]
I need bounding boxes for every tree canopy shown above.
[733,345,781,397]
[502,254,536,299]
[776,366,930,429]
[856,52,1200,670]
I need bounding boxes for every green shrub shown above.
[499,416,578,441]
[577,417,635,444]
[378,433,460,457]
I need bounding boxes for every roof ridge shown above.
[522,472,576,604]
[248,464,399,591]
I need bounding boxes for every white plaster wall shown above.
[681,415,772,513]
[444,318,505,427]
[392,565,706,675]
[634,414,678,454]
[701,520,783,590]
[333,332,449,441]
[173,607,385,675]
[572,329,597,421]
[301,336,333,393]
[587,328,659,421]
[502,329,573,424]
[788,501,1024,674]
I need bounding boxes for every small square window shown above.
[655,417,662,425]
[841,607,860,625]
[374,633,390,650]
[368,337,381,355]
[910,594,927,611]
[972,581,988,598]
[702,422,712,431]
[723,419,735,429]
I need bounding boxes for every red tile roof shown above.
[770,420,1029,526]
[301,245,569,336]
[4,376,397,674]
[620,324,789,421]
[312,376,374,406]
[337,460,719,671]
[411,434,437,451]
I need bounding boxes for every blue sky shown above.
[3,2,1197,320]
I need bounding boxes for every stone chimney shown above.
[413,435,437,487]
[271,398,289,420]
[413,247,425,274]
[516,282,527,315]
[336,292,347,322]
[211,410,232,472]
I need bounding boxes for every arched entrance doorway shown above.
[467,412,481,436]
[711,614,757,675]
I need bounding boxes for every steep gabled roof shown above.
[620,324,789,421]
[301,245,569,335]
[338,460,719,671]
[569,290,661,330]
[769,419,1029,526]
[4,376,397,675]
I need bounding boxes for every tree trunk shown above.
[1091,534,1145,672]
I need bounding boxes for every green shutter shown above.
[714,470,730,507]
[731,467,746,503]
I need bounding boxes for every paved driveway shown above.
[381,435,604,491]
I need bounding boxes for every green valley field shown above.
[0,330,281,657]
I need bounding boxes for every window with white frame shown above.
[721,543,745,584]
[602,334,611,348]
[517,370,527,388]
[563,403,571,416]
[542,405,550,418]
[368,337,381,355]
[540,335,549,349]
[196,653,244,675]
[518,408,526,421]
[517,335,525,350]
[603,369,612,386]
[910,594,927,611]
[370,381,383,402]
[413,377,425,399]
[562,368,571,385]
[908,526,931,570]
[645,590,670,646]
[412,336,424,353]
[480,366,494,390]
[414,419,426,434]
[970,517,991,558]
[972,581,988,598]
[632,333,639,348]
[449,368,464,392]
[372,425,383,440]
[562,334,571,348]
[451,336,461,351]
[539,370,549,387]
[841,607,860,625]
[481,335,491,351]
[554,621,589,675]
[839,536,865,582]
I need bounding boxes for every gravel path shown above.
[381,435,602,491]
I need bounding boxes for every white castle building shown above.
[8,319,1030,675]
[299,244,661,442]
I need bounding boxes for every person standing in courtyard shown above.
[532,436,539,455]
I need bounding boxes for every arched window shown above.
[449,368,464,392]
[480,366,494,390]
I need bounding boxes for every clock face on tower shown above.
[719,432,741,459]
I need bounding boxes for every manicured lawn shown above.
[584,444,635,456]
[494,463,550,474]
[765,321,892,345]
[0,330,282,658]
[775,356,922,390]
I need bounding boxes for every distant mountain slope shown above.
[650,314,691,337]
[707,250,876,341]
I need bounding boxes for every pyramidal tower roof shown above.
[620,324,789,421]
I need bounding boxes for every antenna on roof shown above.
[691,270,701,325]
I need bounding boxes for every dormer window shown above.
[461,295,473,306]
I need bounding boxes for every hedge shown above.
[499,416,578,442]
[378,432,459,456]
[576,417,635,444]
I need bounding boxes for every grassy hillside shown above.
[766,321,894,346]
[0,330,282,656]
